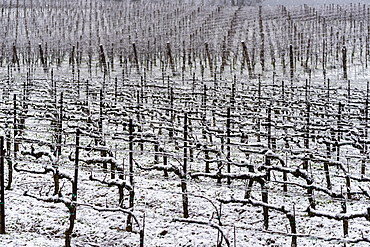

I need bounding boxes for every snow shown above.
[1,0,370,246]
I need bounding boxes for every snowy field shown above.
[1,0,370,246]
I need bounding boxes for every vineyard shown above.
[1,0,370,246]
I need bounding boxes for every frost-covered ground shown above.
[1,1,370,247]
[0,62,369,247]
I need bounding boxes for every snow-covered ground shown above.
[1,1,370,247]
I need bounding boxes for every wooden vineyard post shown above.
[266,105,272,181]
[306,102,314,208]
[287,204,297,247]
[214,142,221,180]
[324,143,332,190]
[51,68,55,104]
[0,137,5,234]
[267,104,272,149]
[39,43,47,73]
[182,40,186,73]
[202,85,207,140]
[182,113,189,218]
[110,42,114,71]
[324,79,332,189]
[205,42,213,75]
[322,39,326,73]
[126,119,135,231]
[226,107,231,185]
[245,163,255,199]
[167,42,175,75]
[241,41,252,78]
[99,89,103,143]
[154,141,159,164]
[58,92,63,158]
[258,74,262,104]
[136,91,143,154]
[259,5,265,72]
[345,157,351,200]
[342,187,349,244]
[73,129,79,202]
[12,44,20,72]
[347,79,351,104]
[77,54,80,99]
[337,102,343,164]
[45,42,48,70]
[342,45,347,80]
[192,73,196,98]
[5,121,11,191]
[71,45,75,81]
[132,43,140,74]
[117,159,125,204]
[213,72,217,98]
[114,77,118,107]
[362,81,369,175]
[305,38,311,70]
[7,94,17,190]
[140,213,145,247]
[305,97,315,208]
[99,89,107,170]
[283,154,288,193]
[204,144,210,173]
[257,75,262,142]
[99,44,108,77]
[162,148,169,177]
[367,35,369,69]
[231,80,235,126]
[85,80,89,106]
[167,76,170,115]
[262,183,269,230]
[327,78,330,110]
[220,35,227,75]
[304,102,310,170]
[120,158,125,181]
[289,44,294,85]
[188,119,193,163]
[13,95,18,157]
[66,129,79,247]
[170,87,174,139]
